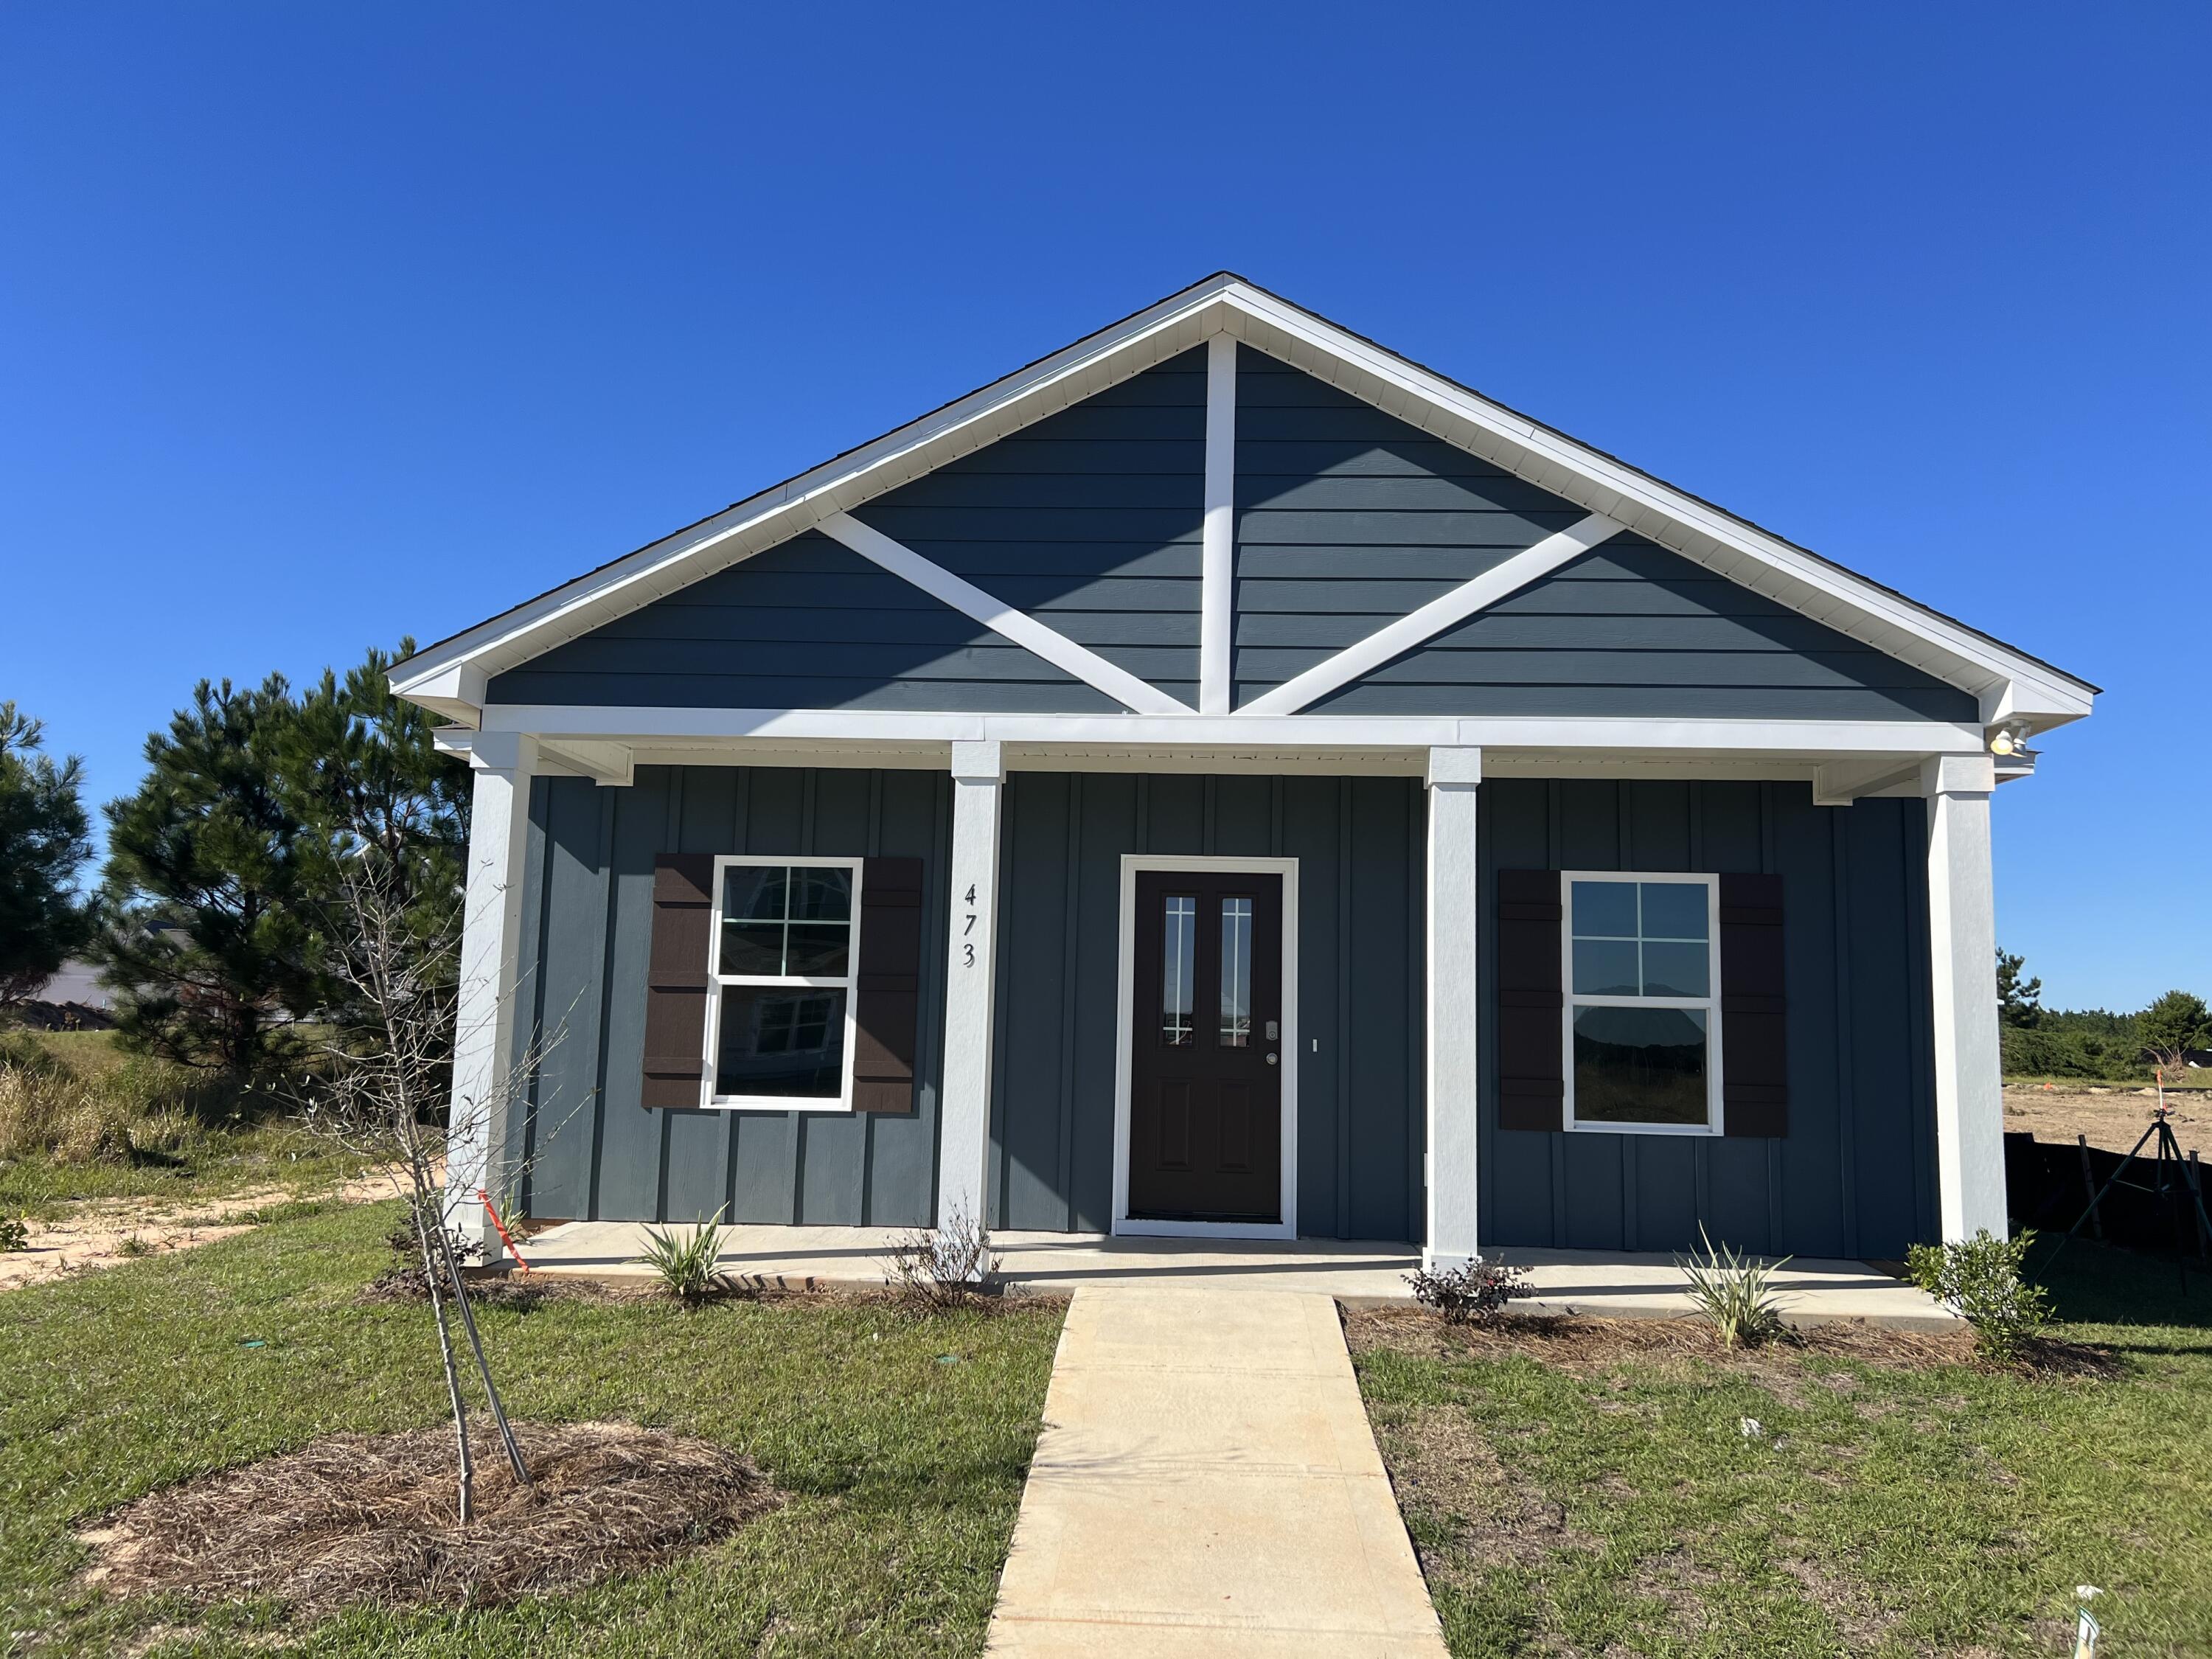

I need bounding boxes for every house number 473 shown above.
[962,885,979,966]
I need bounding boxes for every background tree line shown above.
[1,643,467,1085]
[1997,947,2211,1081]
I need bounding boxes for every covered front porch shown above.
[504,1220,1956,1327]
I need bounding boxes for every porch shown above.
[508,1220,1955,1327]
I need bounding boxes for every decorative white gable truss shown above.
[396,274,2096,792]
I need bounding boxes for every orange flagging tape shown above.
[478,1190,530,1270]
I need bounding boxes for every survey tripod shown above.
[2048,1102,2212,1270]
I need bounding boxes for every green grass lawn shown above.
[1354,1242,2212,1658]
[1,1199,1065,1657]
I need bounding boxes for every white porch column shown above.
[444,731,538,1259]
[1922,754,2008,1241]
[1425,745,1483,1271]
[937,740,1004,1235]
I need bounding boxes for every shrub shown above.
[635,1212,730,1304]
[1906,1229,2051,1361]
[882,1207,1000,1311]
[1405,1256,1534,1326]
[0,1214,27,1252]
[1677,1224,1792,1347]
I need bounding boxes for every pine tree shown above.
[0,703,94,1004]
[96,675,319,1073]
[94,644,471,1079]
[1996,947,2043,1029]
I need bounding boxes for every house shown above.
[392,274,2096,1269]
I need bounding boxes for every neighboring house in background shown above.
[393,274,2097,1268]
[8,959,117,1030]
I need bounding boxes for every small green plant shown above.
[636,1211,730,1304]
[0,1214,28,1252]
[1906,1228,2051,1361]
[115,1232,152,1259]
[1405,1256,1534,1326]
[1677,1224,1792,1346]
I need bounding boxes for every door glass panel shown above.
[1161,896,1195,1046]
[1219,897,1253,1047]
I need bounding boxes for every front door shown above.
[1129,870,1283,1222]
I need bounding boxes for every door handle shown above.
[1265,1053,1279,1066]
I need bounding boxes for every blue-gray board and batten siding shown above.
[507,763,1939,1261]
[512,765,953,1231]
[482,342,1971,724]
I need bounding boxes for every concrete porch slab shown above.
[512,1220,1955,1328]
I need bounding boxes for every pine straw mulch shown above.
[1343,1305,2121,1381]
[77,1421,782,1620]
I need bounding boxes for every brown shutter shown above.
[640,854,715,1108]
[851,855,925,1113]
[1495,869,1565,1131]
[1719,872,1788,1137]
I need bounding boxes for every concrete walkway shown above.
[517,1221,1956,1327]
[984,1286,1449,1658]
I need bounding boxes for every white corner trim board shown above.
[818,512,1192,717]
[1200,333,1237,716]
[1237,513,1626,715]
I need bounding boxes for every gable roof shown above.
[392,274,2097,733]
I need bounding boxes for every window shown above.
[703,857,862,1110]
[1561,872,1721,1134]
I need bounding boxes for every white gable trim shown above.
[392,274,2094,734]
[1237,512,1624,716]
[817,513,1191,716]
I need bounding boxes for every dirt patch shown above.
[1,1171,400,1293]
[2004,1082,2208,1159]
[78,1420,781,1621]
[1381,1401,1596,1580]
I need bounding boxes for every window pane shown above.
[718,919,785,977]
[723,866,786,922]
[1571,939,1641,997]
[782,922,850,978]
[1572,1006,1708,1126]
[1641,940,1710,998]
[1219,897,1253,1047]
[715,985,846,1099]
[1639,881,1709,941]
[1162,896,1194,1046]
[787,866,852,922]
[1571,880,1638,938]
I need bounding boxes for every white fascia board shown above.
[817,512,1189,714]
[1211,285,2096,725]
[476,703,1983,759]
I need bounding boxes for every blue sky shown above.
[3,4,2204,1010]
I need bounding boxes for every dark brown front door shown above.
[1129,870,1283,1222]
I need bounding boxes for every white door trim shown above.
[1111,854,1300,1241]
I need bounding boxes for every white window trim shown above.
[1110,855,1299,1241]
[700,854,866,1113]
[1559,869,1725,1137]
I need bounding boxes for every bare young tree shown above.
[287,854,565,1523]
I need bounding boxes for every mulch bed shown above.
[1344,1306,2116,1378]
[78,1420,782,1619]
